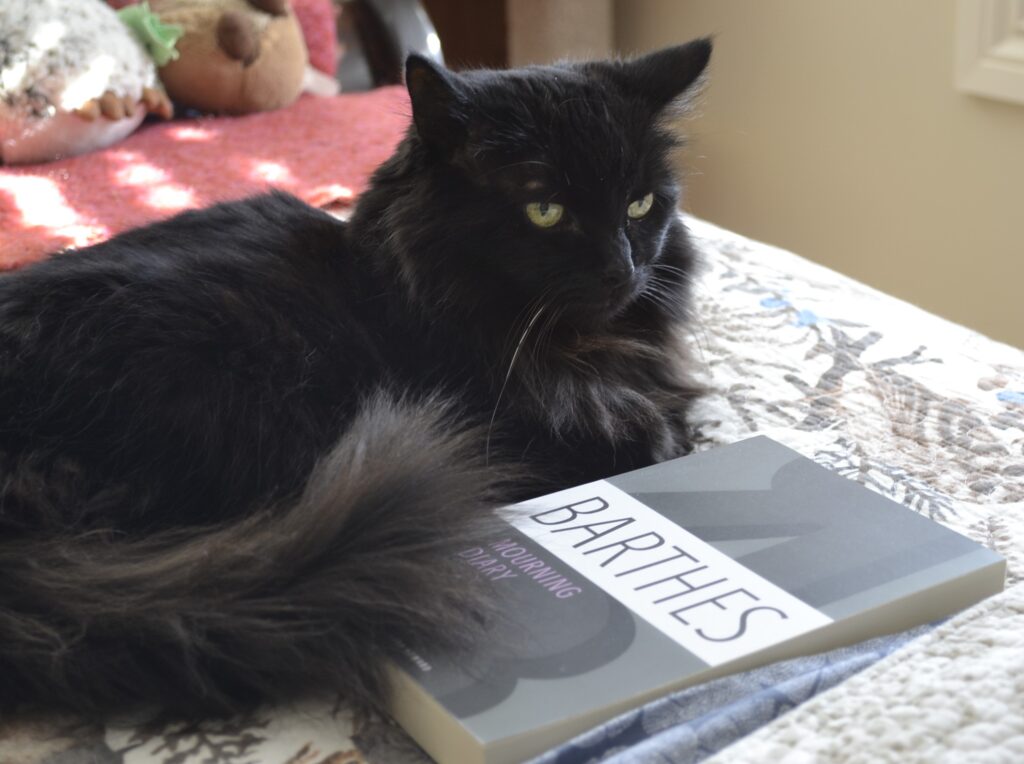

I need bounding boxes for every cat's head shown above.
[362,39,711,333]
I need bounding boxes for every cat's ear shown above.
[598,38,712,113]
[405,54,467,155]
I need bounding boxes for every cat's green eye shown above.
[525,202,564,228]
[627,193,655,219]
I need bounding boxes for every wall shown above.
[615,0,1024,348]
[507,0,613,66]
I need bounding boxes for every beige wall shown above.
[507,0,613,66]
[616,0,1024,349]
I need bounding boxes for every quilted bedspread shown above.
[2,217,1022,764]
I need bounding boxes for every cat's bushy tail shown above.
[0,392,511,718]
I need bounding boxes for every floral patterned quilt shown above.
[3,217,1022,764]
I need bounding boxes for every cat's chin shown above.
[562,285,643,332]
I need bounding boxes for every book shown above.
[388,436,1006,764]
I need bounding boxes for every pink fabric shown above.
[291,0,338,75]
[0,88,410,269]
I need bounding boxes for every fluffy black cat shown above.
[0,39,710,717]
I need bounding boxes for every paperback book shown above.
[389,436,1006,764]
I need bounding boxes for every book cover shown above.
[389,436,1006,764]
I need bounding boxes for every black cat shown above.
[0,39,711,717]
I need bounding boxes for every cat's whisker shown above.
[687,301,717,359]
[652,262,704,285]
[651,262,689,277]
[643,280,714,359]
[639,278,679,313]
[494,298,538,375]
[486,302,550,464]
[649,267,713,322]
[497,289,554,377]
[645,274,714,360]
[530,303,566,372]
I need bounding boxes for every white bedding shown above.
[706,582,1024,763]
[4,217,1022,764]
[686,217,1024,763]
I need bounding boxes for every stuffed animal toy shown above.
[1,0,334,164]
[145,0,311,115]
[0,0,175,165]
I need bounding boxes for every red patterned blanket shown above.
[0,87,409,268]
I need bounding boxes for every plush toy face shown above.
[150,0,308,115]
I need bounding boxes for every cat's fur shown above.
[0,40,711,717]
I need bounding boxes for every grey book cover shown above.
[392,436,1005,759]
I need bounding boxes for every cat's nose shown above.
[602,232,634,289]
